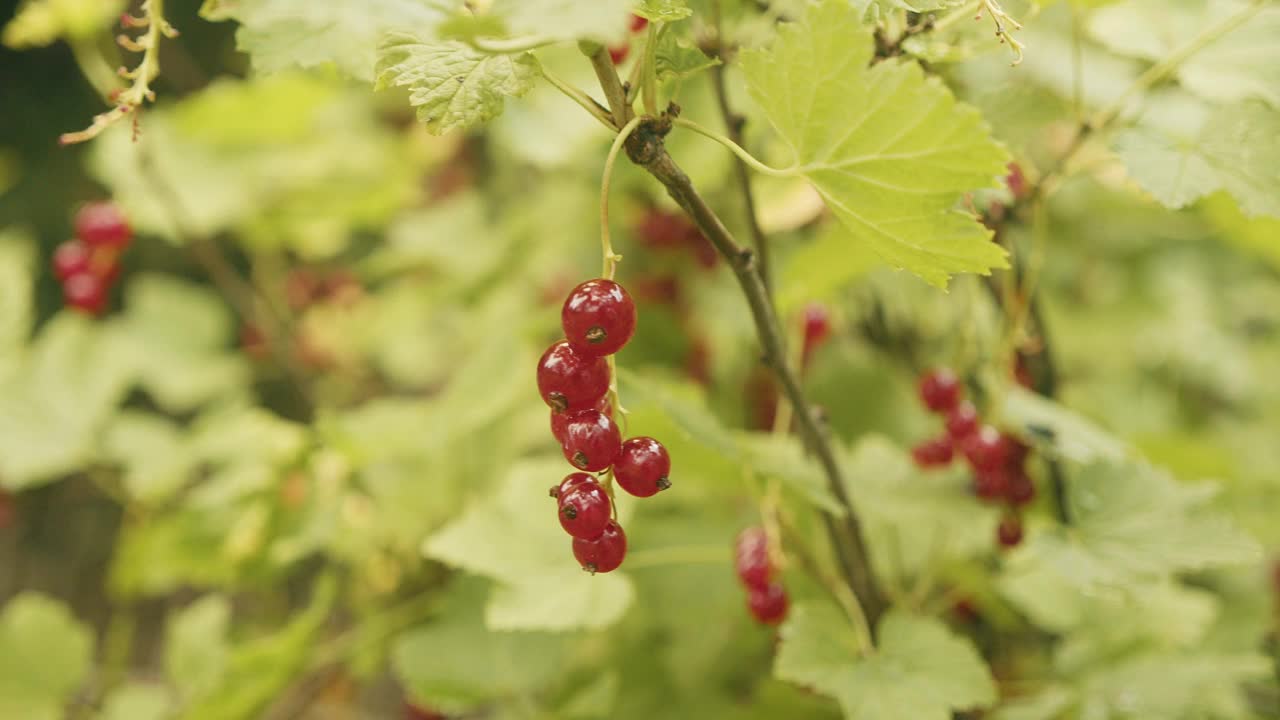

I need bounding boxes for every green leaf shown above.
[103,412,195,503]
[2,0,126,48]
[206,0,450,81]
[489,0,633,42]
[776,603,996,720]
[1089,0,1280,109]
[165,596,231,703]
[653,30,719,82]
[635,0,693,23]
[990,687,1075,720]
[852,0,968,22]
[618,369,739,459]
[375,33,539,135]
[0,593,93,720]
[740,0,1010,288]
[738,433,844,514]
[0,230,35,380]
[1000,387,1129,463]
[1200,191,1280,270]
[777,221,882,312]
[98,684,171,720]
[1114,101,1280,217]
[424,458,634,631]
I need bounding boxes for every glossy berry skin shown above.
[945,401,980,440]
[1006,471,1036,507]
[963,426,1015,473]
[549,472,594,499]
[63,272,107,314]
[747,582,789,625]
[608,44,629,65]
[614,436,671,497]
[734,527,772,589]
[573,519,627,573]
[560,409,622,472]
[919,368,962,413]
[537,340,611,413]
[997,515,1024,548]
[562,279,637,357]
[52,240,92,281]
[911,436,954,468]
[74,202,131,249]
[971,468,1010,501]
[551,397,611,444]
[558,480,612,540]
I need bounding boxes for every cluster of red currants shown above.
[537,278,672,574]
[734,527,789,625]
[51,202,132,315]
[608,15,650,65]
[911,368,1033,549]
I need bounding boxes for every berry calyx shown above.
[962,426,1014,473]
[734,527,773,589]
[74,201,132,249]
[551,397,611,444]
[573,519,627,573]
[747,582,789,625]
[911,436,954,468]
[997,515,1024,548]
[63,272,107,315]
[919,368,962,413]
[557,480,612,540]
[608,44,629,65]
[549,472,594,499]
[613,436,671,497]
[52,240,92,281]
[559,409,622,472]
[536,340,611,413]
[945,401,980,440]
[562,279,637,357]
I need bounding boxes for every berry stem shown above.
[536,62,617,131]
[669,119,798,178]
[640,21,660,116]
[601,115,646,279]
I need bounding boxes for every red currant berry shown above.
[558,480,612,540]
[614,436,671,497]
[52,240,92,281]
[963,426,1014,473]
[801,304,831,367]
[549,471,594,499]
[747,582,789,625]
[562,279,637,357]
[551,397,612,444]
[573,519,627,573]
[971,467,1010,501]
[1006,471,1036,507]
[945,401,980,440]
[608,44,630,64]
[560,409,622,472]
[630,14,649,33]
[1006,162,1028,201]
[919,368,962,413]
[997,515,1024,548]
[74,201,131,249]
[911,436,954,468]
[636,209,690,249]
[537,340,611,413]
[734,527,772,589]
[63,272,107,314]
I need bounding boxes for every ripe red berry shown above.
[562,279,637,357]
[537,340,611,413]
[629,14,648,33]
[911,436,954,468]
[734,527,773,589]
[63,272,107,314]
[963,426,1015,473]
[747,582,789,625]
[1006,471,1036,507]
[573,519,627,573]
[971,467,1010,501]
[560,409,622,472]
[52,240,92,281]
[801,304,831,368]
[945,401,980,440]
[74,202,131,249]
[549,472,594,499]
[613,436,671,497]
[609,44,629,64]
[1006,162,1028,201]
[919,368,962,413]
[997,515,1024,548]
[558,480,612,540]
[636,209,690,249]
[551,397,612,444]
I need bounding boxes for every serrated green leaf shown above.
[424,458,634,630]
[738,433,844,514]
[375,33,539,135]
[0,593,93,720]
[740,0,1010,288]
[207,0,450,80]
[653,30,719,82]
[1200,191,1280,270]
[1114,101,1280,217]
[776,603,996,720]
[635,0,693,22]
[1089,0,1280,109]
[1000,387,1129,463]
[165,596,231,703]
[98,684,171,720]
[852,0,967,21]
[1075,651,1269,719]
[103,412,195,503]
[2,0,126,48]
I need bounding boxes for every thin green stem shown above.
[930,0,982,34]
[641,22,660,116]
[538,63,617,131]
[584,43,634,126]
[670,118,798,177]
[601,115,646,279]
[471,35,553,54]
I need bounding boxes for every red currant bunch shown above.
[53,201,132,315]
[735,527,789,625]
[537,277,673,573]
[910,368,1033,549]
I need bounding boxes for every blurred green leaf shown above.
[0,230,35,380]
[2,0,126,48]
[654,30,718,82]
[103,412,195,503]
[165,596,231,703]
[0,593,93,720]
[98,684,171,720]
[636,0,692,22]
[1000,387,1129,463]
